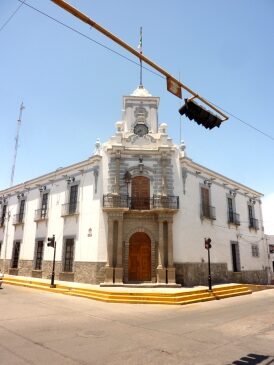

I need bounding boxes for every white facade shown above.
[0,86,269,286]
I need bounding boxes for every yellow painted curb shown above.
[3,277,252,305]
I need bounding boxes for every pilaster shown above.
[157,217,166,283]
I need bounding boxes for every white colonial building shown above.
[0,86,269,286]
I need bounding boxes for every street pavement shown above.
[0,285,274,365]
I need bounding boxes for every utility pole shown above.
[10,102,25,187]
[1,102,25,276]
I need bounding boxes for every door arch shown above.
[131,176,150,210]
[128,232,151,282]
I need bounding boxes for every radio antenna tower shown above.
[10,102,25,187]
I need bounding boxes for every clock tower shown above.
[122,85,159,136]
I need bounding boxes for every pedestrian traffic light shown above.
[179,99,223,130]
[205,238,212,249]
[47,235,55,248]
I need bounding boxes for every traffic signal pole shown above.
[51,0,228,122]
[48,235,56,288]
[207,244,212,291]
[205,238,212,291]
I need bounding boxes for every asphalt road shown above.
[0,285,274,365]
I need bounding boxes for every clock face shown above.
[134,123,148,137]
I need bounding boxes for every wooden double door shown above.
[128,232,151,282]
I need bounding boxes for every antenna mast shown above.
[10,102,25,187]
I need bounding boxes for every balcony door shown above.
[128,232,151,282]
[131,176,150,210]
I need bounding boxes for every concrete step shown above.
[3,277,252,305]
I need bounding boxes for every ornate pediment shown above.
[124,134,157,145]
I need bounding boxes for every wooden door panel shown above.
[128,232,151,281]
[131,176,150,210]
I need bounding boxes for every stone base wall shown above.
[175,262,269,286]
[175,262,228,287]
[74,262,106,284]
[18,260,33,277]
[0,259,11,274]
[32,270,42,278]
[1,258,268,286]
[42,261,62,280]
[59,272,75,282]
[228,270,268,285]
[0,259,106,285]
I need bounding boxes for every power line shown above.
[211,102,274,141]
[17,0,274,143]
[0,0,26,33]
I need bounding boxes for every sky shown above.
[0,0,273,233]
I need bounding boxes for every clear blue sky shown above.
[0,1,273,230]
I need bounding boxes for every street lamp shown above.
[47,235,56,288]
[204,238,212,291]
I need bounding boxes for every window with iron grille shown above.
[231,241,241,272]
[201,187,210,218]
[11,241,21,269]
[69,185,78,214]
[251,244,259,257]
[228,197,234,222]
[1,204,7,226]
[34,240,44,270]
[63,238,74,272]
[18,200,25,223]
[41,193,48,218]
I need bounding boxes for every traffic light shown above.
[47,235,55,248]
[204,238,212,249]
[179,99,223,130]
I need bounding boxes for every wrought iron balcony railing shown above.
[249,217,259,230]
[228,211,240,225]
[13,213,24,225]
[201,204,216,220]
[61,202,79,216]
[103,195,179,210]
[34,209,48,221]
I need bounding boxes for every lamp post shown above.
[205,238,212,291]
[47,235,56,288]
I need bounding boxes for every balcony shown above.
[34,209,48,222]
[201,204,216,220]
[228,211,240,225]
[103,195,179,210]
[13,213,24,225]
[249,217,259,230]
[61,202,79,216]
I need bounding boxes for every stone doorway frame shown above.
[124,227,157,283]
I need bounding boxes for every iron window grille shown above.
[249,217,259,230]
[34,241,44,270]
[0,205,7,227]
[201,204,216,220]
[61,202,79,216]
[228,211,240,225]
[13,213,24,224]
[251,244,259,257]
[34,209,48,221]
[11,241,21,269]
[63,238,74,272]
